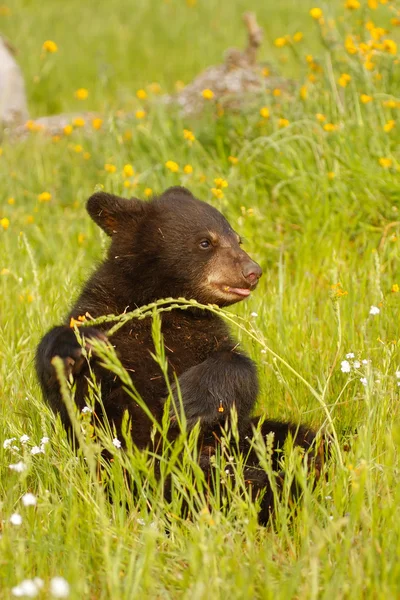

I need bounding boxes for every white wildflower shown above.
[353,361,361,369]
[11,579,39,597]
[360,377,368,386]
[41,437,50,445]
[341,360,351,373]
[362,359,369,365]
[81,406,92,414]
[369,305,380,315]
[10,513,23,526]
[260,349,267,354]
[395,371,400,379]
[20,434,30,444]
[33,579,44,590]
[9,461,27,472]
[50,576,70,598]
[3,437,16,449]
[250,312,258,317]
[346,352,355,359]
[112,438,122,449]
[22,493,37,507]
[31,446,43,455]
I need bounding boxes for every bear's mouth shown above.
[221,285,252,297]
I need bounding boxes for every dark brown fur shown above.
[36,186,322,523]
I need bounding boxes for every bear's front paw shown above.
[52,327,108,377]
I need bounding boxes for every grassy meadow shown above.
[1,0,400,597]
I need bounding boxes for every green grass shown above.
[1,0,400,597]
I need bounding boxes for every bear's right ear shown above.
[86,192,144,236]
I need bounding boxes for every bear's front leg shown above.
[169,351,258,429]
[35,325,107,423]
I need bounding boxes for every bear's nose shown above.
[242,261,262,284]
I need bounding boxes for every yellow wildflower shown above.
[73,117,85,127]
[391,18,400,27]
[25,120,43,132]
[214,178,228,189]
[345,0,360,9]
[63,125,73,136]
[360,94,373,103]
[202,89,214,100]
[165,160,179,173]
[262,67,270,77]
[104,164,116,173]
[392,284,399,293]
[211,188,224,199]
[73,144,83,153]
[135,110,146,119]
[328,172,335,180]
[383,39,397,55]
[228,156,239,165]
[183,164,193,174]
[300,85,307,100]
[123,164,134,178]
[92,118,103,130]
[364,59,375,71]
[293,32,303,42]
[124,181,131,189]
[273,88,281,97]
[384,120,396,132]
[323,123,338,132]
[7,197,15,205]
[379,157,392,168]
[77,233,85,245]
[26,215,34,224]
[183,129,195,144]
[1,268,10,275]
[345,35,358,54]
[38,192,51,202]
[83,152,91,160]
[371,27,385,41]
[136,89,147,100]
[1,217,9,230]
[75,88,89,100]
[383,100,397,108]
[368,0,378,7]
[69,316,87,328]
[308,73,317,83]
[310,7,323,19]
[148,82,162,94]
[274,37,287,47]
[338,73,351,87]
[278,118,290,128]
[260,106,270,119]
[42,40,58,53]
[144,188,153,197]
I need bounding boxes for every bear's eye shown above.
[199,239,212,249]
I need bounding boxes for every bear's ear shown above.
[86,192,144,236]
[161,186,194,199]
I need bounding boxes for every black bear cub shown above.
[36,186,321,522]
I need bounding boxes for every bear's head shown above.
[87,186,262,306]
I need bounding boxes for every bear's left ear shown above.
[86,192,145,236]
[161,186,194,199]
